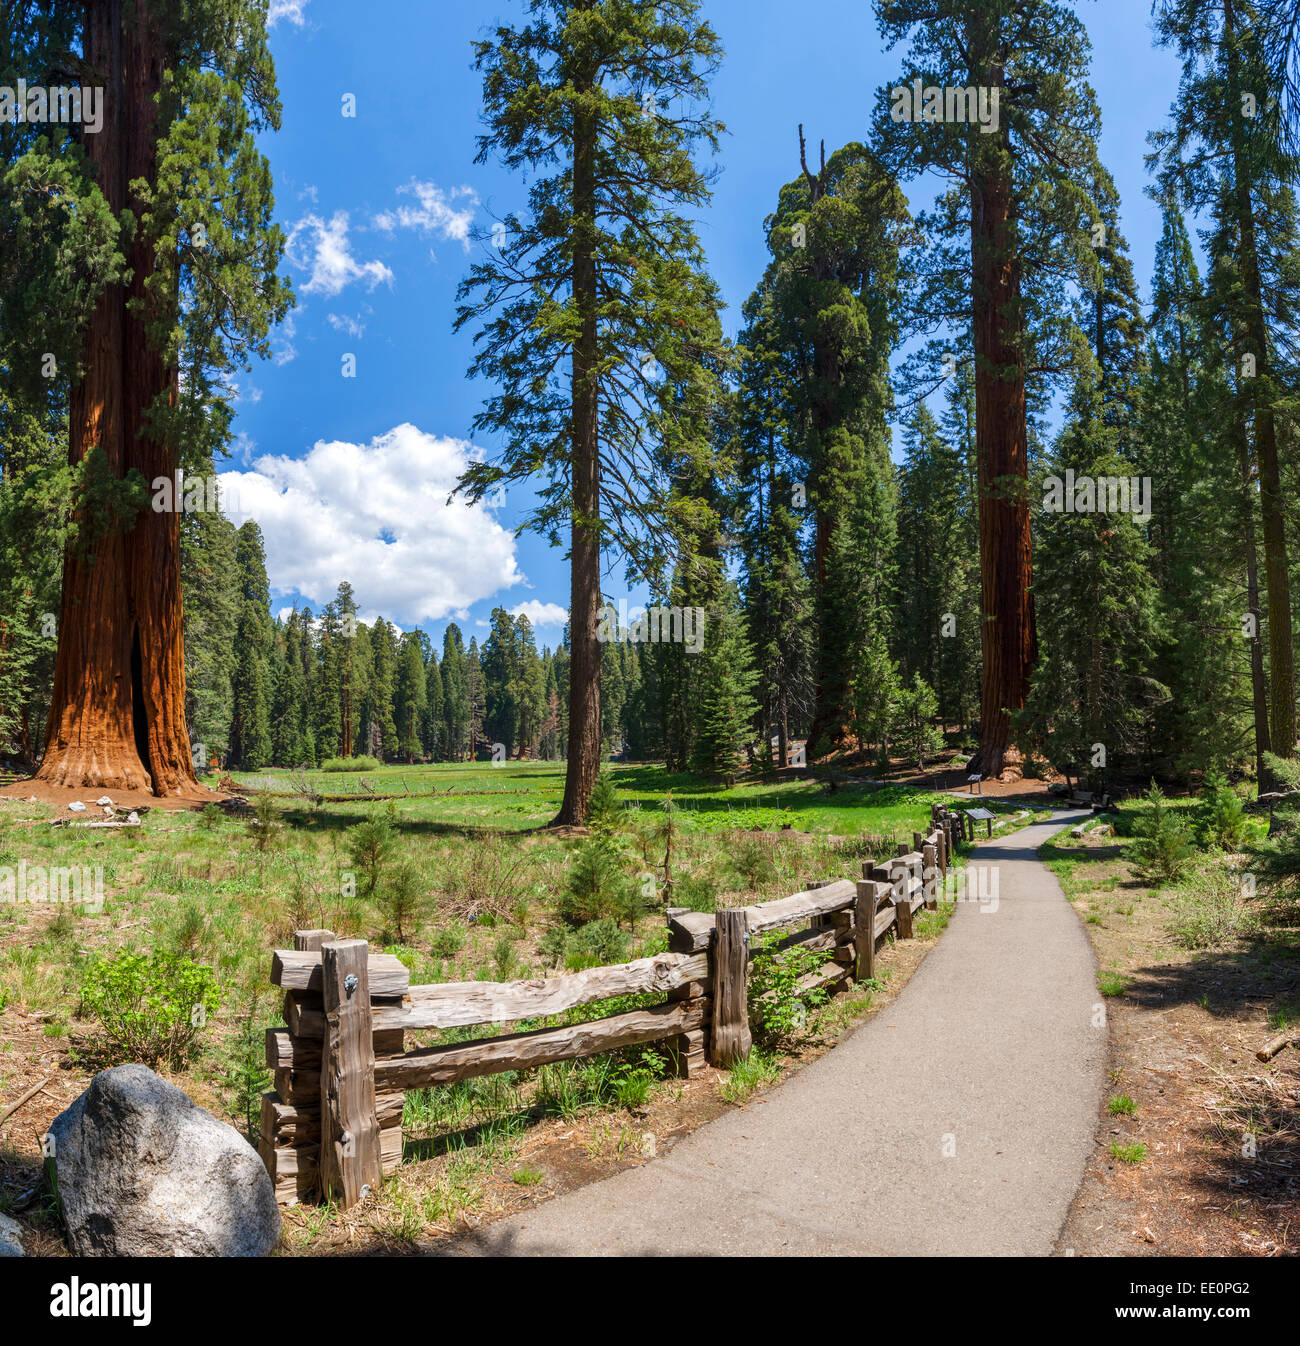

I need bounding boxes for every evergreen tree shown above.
[875,0,1107,777]
[689,587,759,781]
[455,0,726,823]
[229,521,272,770]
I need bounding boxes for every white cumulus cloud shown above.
[219,424,523,627]
[268,0,310,27]
[373,180,478,251]
[286,212,393,297]
[510,601,568,630]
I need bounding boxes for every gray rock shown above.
[0,1213,24,1257]
[45,1064,280,1257]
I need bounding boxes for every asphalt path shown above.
[449,808,1104,1256]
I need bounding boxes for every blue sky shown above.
[222,0,1185,653]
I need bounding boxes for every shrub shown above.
[1129,784,1194,881]
[321,755,382,772]
[561,833,637,926]
[1170,870,1261,950]
[673,869,718,913]
[199,803,222,830]
[80,950,220,1068]
[562,919,631,970]
[585,767,626,833]
[730,835,777,890]
[346,804,398,900]
[374,861,431,943]
[245,791,282,854]
[747,934,830,1049]
[1198,770,1249,851]
[428,923,467,959]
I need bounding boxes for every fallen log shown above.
[1255,1031,1300,1062]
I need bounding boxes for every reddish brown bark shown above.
[552,45,602,827]
[37,0,197,797]
[968,51,1036,781]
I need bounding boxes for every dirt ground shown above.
[0,779,225,813]
[1055,835,1299,1257]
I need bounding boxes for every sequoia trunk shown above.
[968,46,1035,781]
[37,0,198,796]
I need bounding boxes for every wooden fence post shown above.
[854,880,878,983]
[319,939,381,1209]
[709,909,751,1069]
[922,839,939,909]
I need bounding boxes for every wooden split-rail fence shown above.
[260,815,966,1208]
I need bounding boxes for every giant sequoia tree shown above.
[875,0,1104,778]
[1152,0,1298,768]
[7,0,289,795]
[455,0,725,824]
[755,133,909,753]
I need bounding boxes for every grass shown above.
[0,757,974,1250]
[718,1049,781,1103]
[1098,971,1129,996]
[1109,1141,1148,1164]
[1107,1094,1137,1116]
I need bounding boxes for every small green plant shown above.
[1129,783,1194,881]
[373,861,431,943]
[718,1049,780,1103]
[199,803,222,830]
[1109,1141,1148,1164]
[561,833,641,927]
[1098,971,1128,997]
[730,835,777,890]
[511,1166,545,1186]
[492,935,522,982]
[246,791,282,855]
[1170,870,1261,950]
[747,933,830,1049]
[562,918,630,971]
[585,767,626,833]
[1198,770,1249,851]
[346,804,398,901]
[80,950,221,1068]
[673,868,718,913]
[429,923,467,959]
[1107,1094,1137,1116]
[218,990,274,1143]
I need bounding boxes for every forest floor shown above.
[0,758,1037,1254]
[1049,807,1300,1257]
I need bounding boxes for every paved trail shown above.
[450,809,1104,1257]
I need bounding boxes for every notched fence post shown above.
[319,938,381,1209]
[709,908,752,1068]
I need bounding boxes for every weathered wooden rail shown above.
[260,820,953,1208]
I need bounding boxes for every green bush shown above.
[428,923,467,959]
[585,767,626,833]
[346,803,398,900]
[321,755,382,772]
[1129,783,1194,882]
[673,869,719,912]
[730,835,777,890]
[80,950,221,1068]
[1198,770,1249,852]
[747,934,830,1049]
[1170,870,1261,950]
[560,833,641,927]
[562,918,631,970]
[374,861,431,943]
